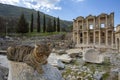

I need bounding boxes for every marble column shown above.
[106,15,108,27]
[99,30,101,45]
[111,31,114,47]
[87,31,89,45]
[77,32,79,44]
[87,19,89,45]
[99,17,101,45]
[106,30,108,45]
[83,32,84,44]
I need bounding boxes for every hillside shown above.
[0,3,72,30]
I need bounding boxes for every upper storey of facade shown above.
[73,12,114,31]
[116,24,120,33]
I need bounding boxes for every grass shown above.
[27,32,66,37]
[2,31,66,38]
[102,72,110,80]
[62,58,112,80]
[62,68,72,77]
[71,60,80,66]
[83,60,111,73]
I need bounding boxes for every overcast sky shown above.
[0,0,120,26]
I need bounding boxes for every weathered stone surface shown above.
[0,55,9,80]
[66,49,82,54]
[0,55,8,68]
[110,53,120,67]
[66,49,82,58]
[53,49,67,55]
[58,54,72,63]
[0,65,9,80]
[93,71,103,80]
[83,49,104,63]
[110,68,120,80]
[0,71,4,80]
[49,53,72,64]
[48,53,65,69]
[8,61,64,80]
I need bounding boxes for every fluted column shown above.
[82,20,84,30]
[99,17,101,45]
[99,17,100,29]
[82,20,84,44]
[106,30,108,45]
[87,31,89,44]
[106,15,108,27]
[99,30,101,45]
[87,19,89,44]
[77,22,80,45]
[83,32,84,44]
[111,31,114,47]
[87,19,88,30]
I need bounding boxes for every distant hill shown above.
[0,3,72,31]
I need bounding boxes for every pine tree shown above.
[53,17,56,32]
[43,14,46,33]
[0,17,6,34]
[37,11,40,32]
[47,18,53,32]
[16,13,29,33]
[57,17,60,32]
[30,13,33,32]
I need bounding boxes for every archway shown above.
[80,32,83,44]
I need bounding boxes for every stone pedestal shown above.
[8,61,64,80]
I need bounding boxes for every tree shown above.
[7,18,17,33]
[0,17,6,34]
[57,17,60,32]
[43,14,46,33]
[68,25,73,32]
[53,17,56,32]
[30,13,33,32]
[16,13,29,33]
[37,11,40,32]
[46,18,53,32]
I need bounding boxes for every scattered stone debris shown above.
[66,49,83,58]
[0,34,119,80]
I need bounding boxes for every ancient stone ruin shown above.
[115,24,120,52]
[83,49,104,63]
[72,12,120,51]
